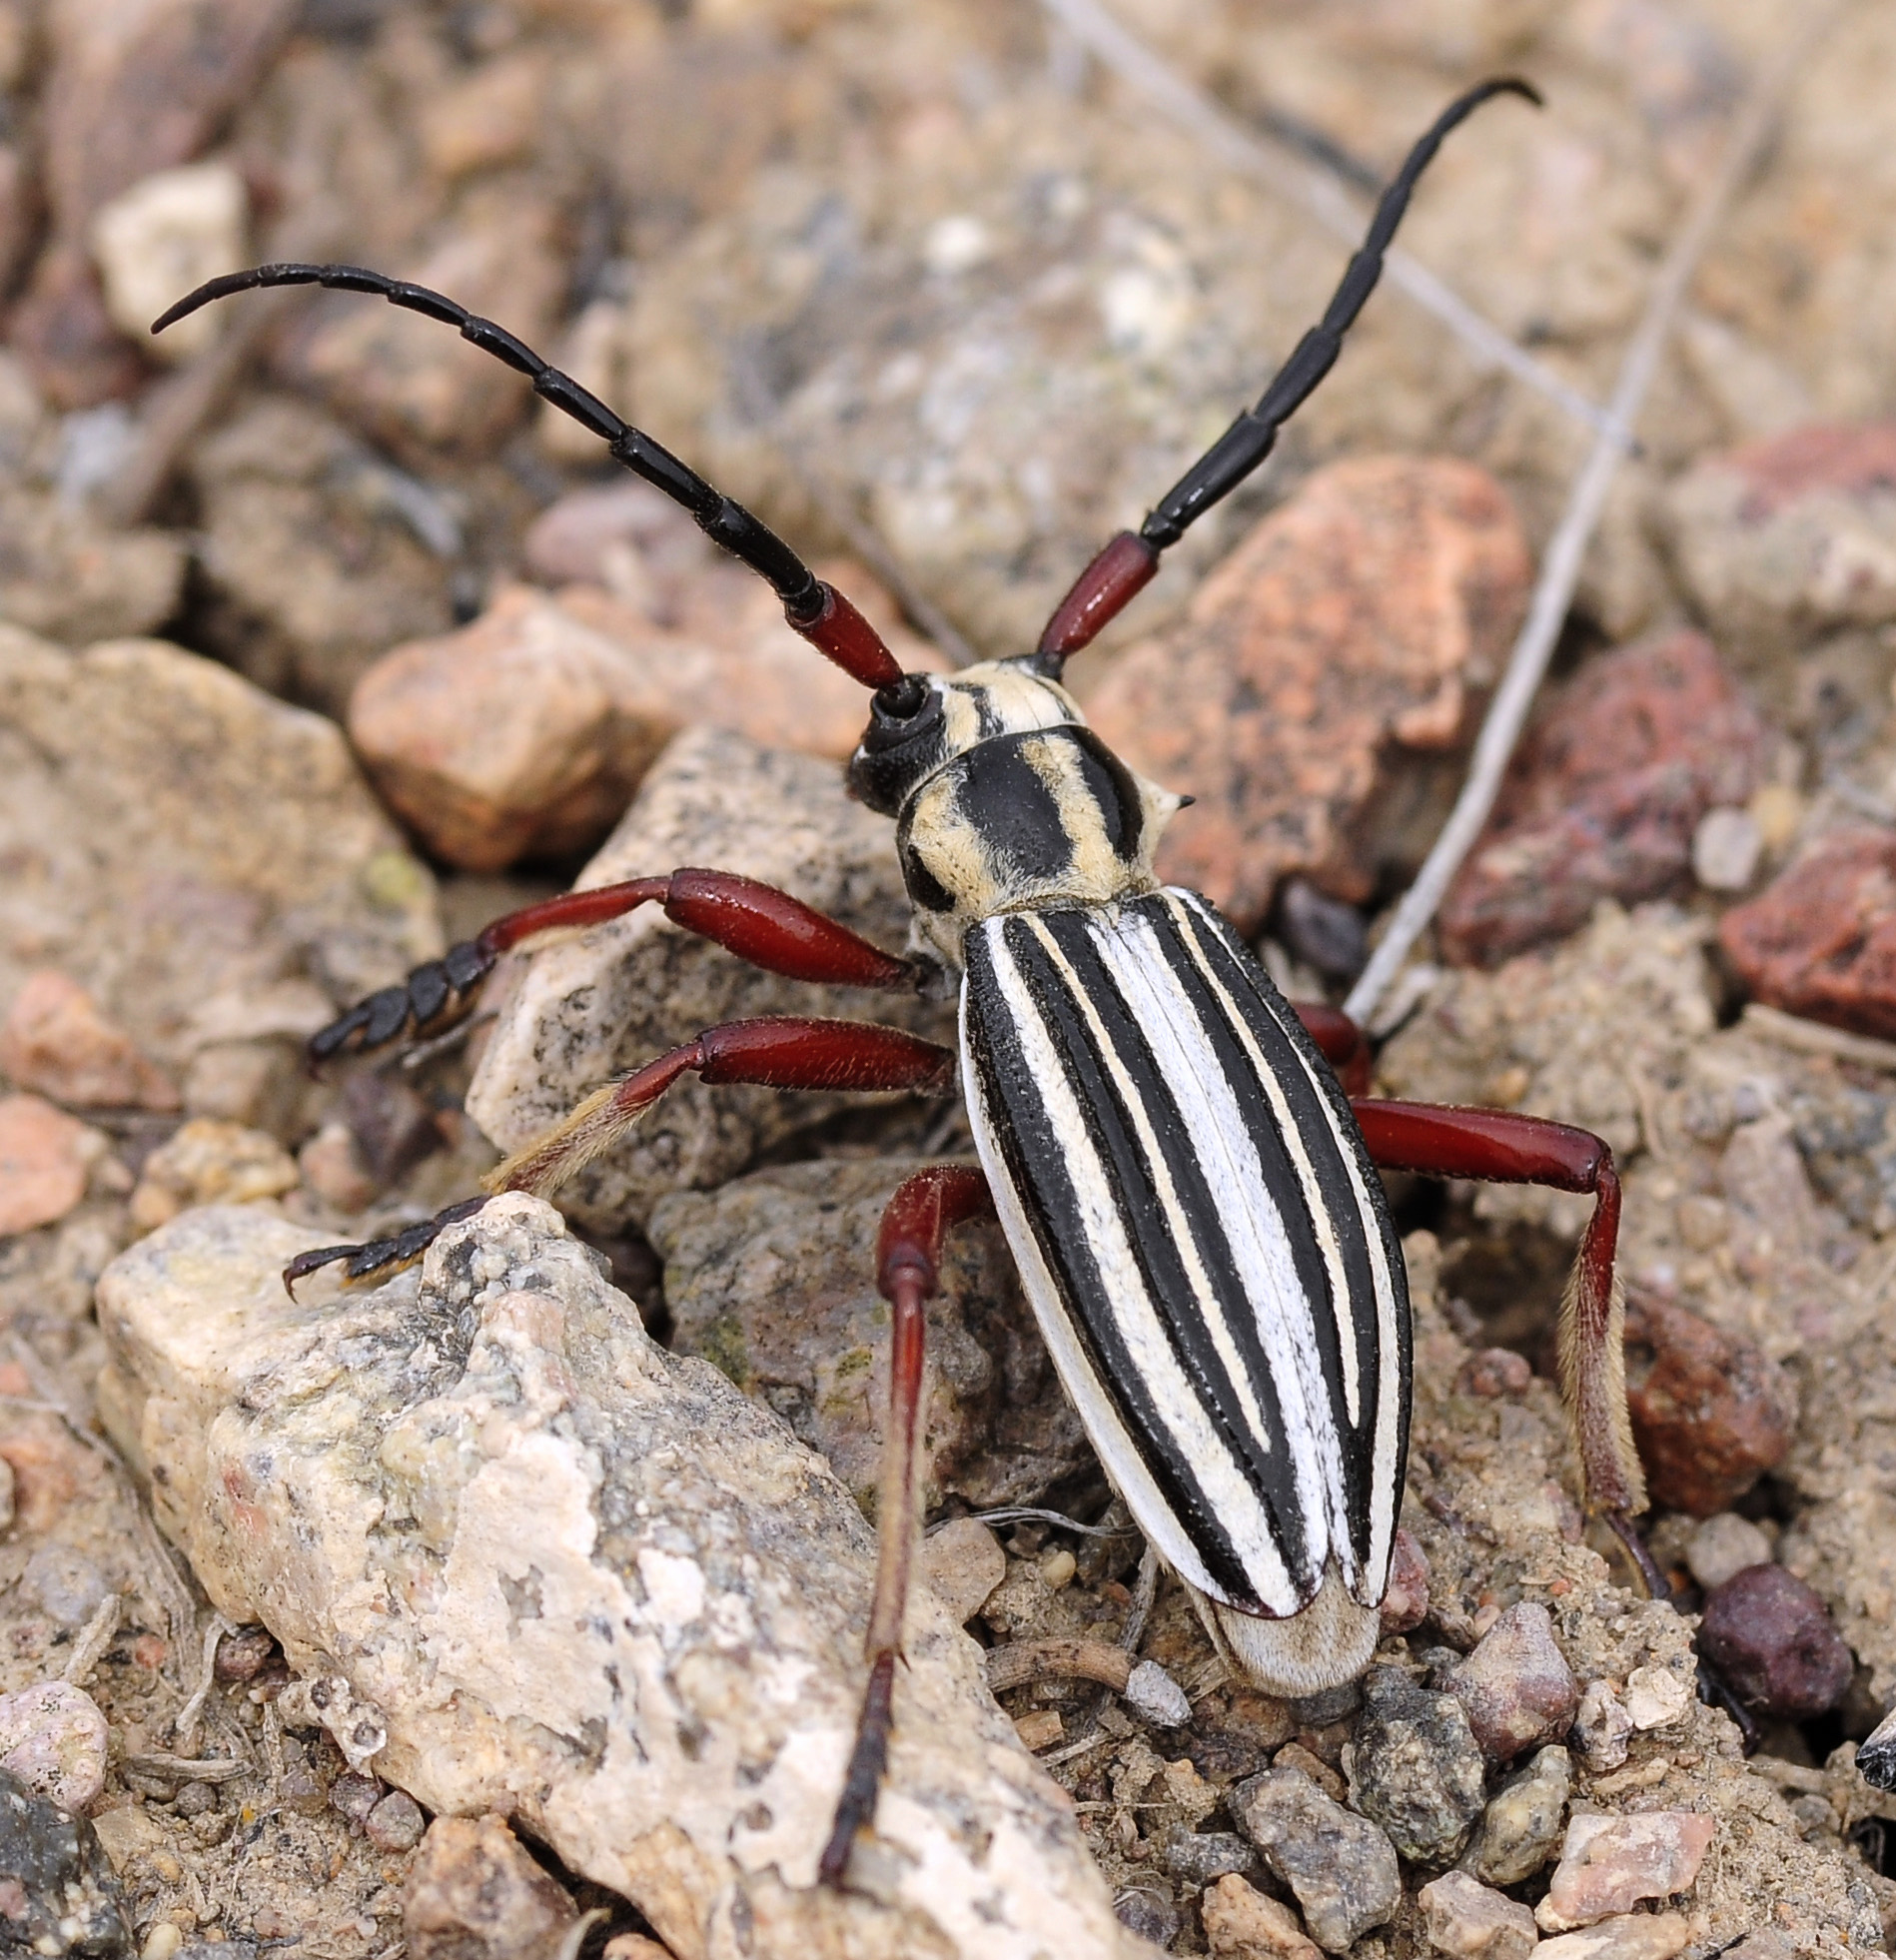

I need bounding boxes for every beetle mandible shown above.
[157,75,1649,1886]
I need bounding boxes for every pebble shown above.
[1444,1601,1579,1761]
[0,1765,133,1957]
[1535,1912,1691,1959]
[919,1518,1006,1625]
[1622,1664,1692,1732]
[1721,827,1896,1040]
[1458,1349,1532,1399]
[0,971,179,1111]
[21,1543,110,1627]
[1570,1681,1633,1774]
[0,1092,101,1236]
[366,1789,426,1853]
[1378,1526,1430,1634]
[1685,1512,1773,1591]
[1858,1704,1896,1792]
[1162,1827,1263,1888]
[142,1925,185,1960]
[1344,1667,1486,1864]
[0,1681,110,1814]
[1113,1887,1180,1949]
[1123,1660,1192,1729]
[213,1624,280,1682]
[1439,629,1767,967]
[328,1771,383,1828]
[0,1455,13,1532]
[1198,1873,1319,1958]
[128,1118,300,1232]
[1697,1562,1854,1718]
[1232,1764,1401,1952]
[1089,456,1530,935]
[296,1124,379,1215]
[601,1938,672,1960]
[403,1814,576,1959]
[1621,1293,1793,1516]
[1461,1743,1570,1886]
[88,162,247,361]
[1417,1870,1537,1960]
[1692,806,1762,892]
[1537,1811,1716,1931]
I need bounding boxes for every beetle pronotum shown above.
[158,76,1653,1885]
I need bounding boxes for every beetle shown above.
[157,76,1651,1886]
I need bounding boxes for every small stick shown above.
[986,1637,1134,1696]
[61,1593,122,1687]
[1346,1,1846,1028]
[121,1752,248,1783]
[172,1613,235,1756]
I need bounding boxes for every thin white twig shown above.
[1035,0,1629,448]
[61,1593,122,1687]
[1345,5,1841,1026]
[171,1612,235,1756]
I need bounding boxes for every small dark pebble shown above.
[174,1779,219,1817]
[331,1769,385,1827]
[214,1625,280,1682]
[280,1762,329,1814]
[1345,1667,1486,1864]
[367,1788,427,1852]
[1114,1884,1181,1948]
[1857,1710,1896,1792]
[1163,1826,1264,1887]
[1286,1681,1361,1727]
[1698,1563,1854,1718]
[0,1764,135,1957]
[1275,877,1369,983]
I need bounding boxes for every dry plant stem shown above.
[986,1638,1134,1696]
[60,1593,122,1687]
[1345,3,1844,1027]
[172,1612,234,1755]
[1035,0,1626,446]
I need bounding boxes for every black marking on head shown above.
[848,674,944,816]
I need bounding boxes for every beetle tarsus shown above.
[282,1195,491,1297]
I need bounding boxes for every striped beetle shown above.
[158,76,1651,1886]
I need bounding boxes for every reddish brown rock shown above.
[402,1814,577,1960]
[1444,1602,1578,1762]
[0,971,178,1111]
[1087,456,1530,936]
[1378,1528,1430,1636]
[0,1093,100,1236]
[1697,1564,1853,1719]
[1720,829,1896,1041]
[1621,1291,1794,1517]
[1438,631,1768,967]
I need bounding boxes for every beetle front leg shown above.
[284,1018,956,1293]
[1349,1102,1647,1536]
[309,869,922,1064]
[819,1164,994,1890]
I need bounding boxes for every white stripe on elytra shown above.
[1095,907,1345,1584]
[965,923,1302,1612]
[1174,890,1408,1588]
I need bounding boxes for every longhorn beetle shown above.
[158,77,1651,1887]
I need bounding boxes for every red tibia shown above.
[696,1017,956,1095]
[821,1163,995,1889]
[1349,1100,1608,1191]
[790,581,905,689]
[1295,1002,1372,1097]
[1036,529,1161,666]
[474,869,913,989]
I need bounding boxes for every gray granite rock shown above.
[1231,1764,1400,1954]
[1343,1666,1486,1866]
[1461,1743,1570,1887]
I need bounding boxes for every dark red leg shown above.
[309,868,920,1064]
[284,1018,956,1293]
[1295,1002,1373,1097]
[819,1165,995,1890]
[1351,1100,1645,1523]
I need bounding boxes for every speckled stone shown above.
[1344,1667,1486,1865]
[0,1764,133,1957]
[1232,1765,1400,1953]
[0,1681,110,1812]
[1570,1681,1632,1774]
[1460,1744,1570,1887]
[1684,1513,1772,1591]
[1417,1870,1537,1960]
[1198,1873,1318,1957]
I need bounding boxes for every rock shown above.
[328,1771,382,1828]
[1692,806,1762,893]
[1685,1512,1773,1591]
[1114,1888,1180,1948]
[0,1765,134,1956]
[1458,1349,1532,1399]
[1537,1811,1716,1931]
[1198,1874,1319,1959]
[1622,1665,1692,1732]
[0,626,440,1078]
[1124,1661,1191,1729]
[1089,457,1529,935]
[403,1814,575,1960]
[921,1518,1006,1624]
[0,1093,101,1235]
[1162,1829,1263,1889]
[1461,1743,1570,1887]
[1438,630,1768,967]
[128,1119,299,1232]
[466,726,952,1234]
[213,1625,278,1683]
[1536,1916,1690,1960]
[1417,1870,1537,1960]
[1445,1602,1578,1761]
[0,491,187,644]
[1697,1563,1854,1719]
[94,1197,1146,1960]
[654,1160,1090,1513]
[417,48,547,184]
[88,163,247,361]
[0,1682,109,1812]
[1379,1526,1430,1634]
[0,1456,13,1532]
[1720,829,1896,1041]
[1662,423,1896,692]
[365,1790,427,1855]
[1343,1667,1486,1865]
[1622,1291,1794,1516]
[21,1544,109,1628]
[1570,1682,1633,1775]
[298,1125,378,1215]
[1232,1765,1401,1953]
[0,971,178,1110]
[1858,1706,1896,1792]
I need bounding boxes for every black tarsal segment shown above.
[444,940,491,990]
[407,962,453,1026]
[1139,76,1536,553]
[282,1195,489,1296]
[362,986,413,1049]
[148,262,834,620]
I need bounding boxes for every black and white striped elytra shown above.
[960,889,1410,1691]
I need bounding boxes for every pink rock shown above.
[0,971,178,1111]
[1537,1915,1691,1960]
[1378,1528,1430,1635]
[0,1093,100,1236]
[1446,1601,1579,1760]
[1538,1812,1716,1931]
[0,1680,109,1811]
[1417,1871,1536,1960]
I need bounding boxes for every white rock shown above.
[90,163,248,360]
[1691,806,1763,892]
[276,1674,388,1773]
[1685,1512,1771,1591]
[0,1680,109,1811]
[1536,1913,1690,1960]
[1123,1660,1191,1729]
[1417,1869,1536,1960]
[920,1518,1006,1624]
[1622,1664,1692,1732]
[94,1197,1145,1960]
[1571,1679,1632,1773]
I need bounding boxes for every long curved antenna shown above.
[152,268,904,689]
[1034,76,1541,673]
